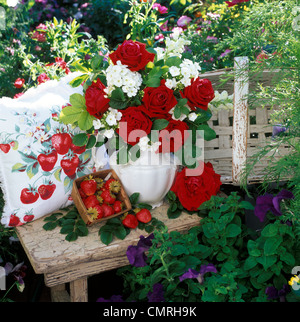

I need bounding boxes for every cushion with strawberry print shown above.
[0,73,98,227]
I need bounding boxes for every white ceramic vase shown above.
[109,150,178,208]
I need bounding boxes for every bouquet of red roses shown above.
[60,35,216,166]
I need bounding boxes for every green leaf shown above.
[167,207,182,219]
[86,135,97,149]
[66,231,78,242]
[110,87,126,102]
[244,256,257,270]
[78,111,94,131]
[69,93,86,109]
[247,240,261,257]
[146,77,161,87]
[257,271,273,283]
[225,224,241,238]
[167,190,176,202]
[72,133,88,147]
[173,106,182,119]
[76,225,89,237]
[60,105,83,125]
[152,119,169,130]
[264,236,282,255]
[257,255,277,270]
[43,222,58,231]
[100,231,113,245]
[197,124,216,141]
[12,163,26,172]
[171,244,189,256]
[114,226,127,240]
[26,162,39,179]
[239,201,254,210]
[279,252,295,266]
[91,55,104,70]
[60,225,74,234]
[129,193,140,205]
[261,224,278,238]
[69,74,89,88]
[165,56,181,67]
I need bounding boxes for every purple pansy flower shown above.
[147,283,165,302]
[96,295,124,302]
[179,264,217,283]
[254,189,295,222]
[266,284,290,302]
[272,124,287,138]
[126,234,154,267]
[4,262,27,285]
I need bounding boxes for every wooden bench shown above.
[15,203,201,302]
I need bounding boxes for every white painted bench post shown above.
[232,56,249,185]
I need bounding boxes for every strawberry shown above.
[60,154,79,176]
[80,176,97,196]
[79,188,87,199]
[9,214,21,227]
[20,187,39,204]
[101,189,116,204]
[83,195,99,209]
[113,200,123,213]
[122,214,138,229]
[0,144,11,153]
[104,178,121,194]
[136,208,152,223]
[38,182,56,200]
[51,133,72,155]
[93,204,104,219]
[37,150,58,171]
[101,203,114,217]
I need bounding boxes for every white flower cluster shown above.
[166,59,201,89]
[164,35,191,58]
[105,61,143,98]
[93,108,122,138]
[168,106,198,123]
[138,136,161,153]
[208,90,234,111]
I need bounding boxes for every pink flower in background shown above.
[177,15,192,27]
[36,23,47,31]
[225,0,250,7]
[152,3,168,14]
[13,92,24,99]
[37,73,50,85]
[256,51,269,63]
[14,78,25,89]
[219,49,232,59]
[206,36,218,43]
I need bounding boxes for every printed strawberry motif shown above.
[23,214,35,222]
[101,203,114,217]
[9,214,21,227]
[70,143,86,154]
[136,208,152,223]
[20,187,39,204]
[37,150,58,171]
[80,175,97,196]
[51,132,72,155]
[38,182,56,200]
[113,200,123,213]
[101,189,116,205]
[60,153,79,176]
[122,214,138,229]
[0,144,11,153]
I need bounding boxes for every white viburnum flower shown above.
[165,78,177,89]
[93,119,103,130]
[169,66,180,77]
[219,90,228,101]
[106,113,117,126]
[103,129,115,139]
[188,112,198,122]
[138,136,150,151]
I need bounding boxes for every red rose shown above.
[181,78,214,111]
[14,78,25,88]
[117,106,152,145]
[85,78,110,119]
[158,119,189,153]
[37,73,50,84]
[143,80,177,118]
[109,40,155,72]
[171,162,221,211]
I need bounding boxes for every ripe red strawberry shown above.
[79,188,87,199]
[70,143,86,154]
[9,214,21,226]
[23,214,34,222]
[93,204,104,219]
[101,189,116,204]
[101,203,114,217]
[122,214,138,229]
[20,187,39,204]
[104,178,121,193]
[51,133,72,155]
[37,150,58,171]
[60,154,79,176]
[136,208,152,223]
[83,195,99,209]
[0,144,11,153]
[38,182,56,200]
[113,200,123,213]
[80,176,97,196]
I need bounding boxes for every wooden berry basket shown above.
[71,169,132,225]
